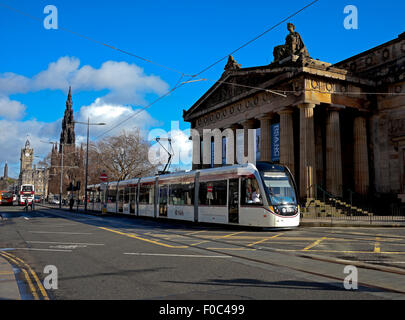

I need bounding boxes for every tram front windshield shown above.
[261,172,297,205]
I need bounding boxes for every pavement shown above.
[300,218,405,228]
[0,254,21,300]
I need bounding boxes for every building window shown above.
[199,180,227,206]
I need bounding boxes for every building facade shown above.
[18,139,49,197]
[183,24,405,204]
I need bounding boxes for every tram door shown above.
[228,179,239,224]
[130,187,136,215]
[159,185,168,217]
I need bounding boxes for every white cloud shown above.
[0,96,27,120]
[0,56,170,106]
[75,98,161,139]
[0,56,172,177]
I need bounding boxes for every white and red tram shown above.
[87,162,300,228]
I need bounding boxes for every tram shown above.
[87,162,300,228]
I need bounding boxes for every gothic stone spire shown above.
[60,87,75,152]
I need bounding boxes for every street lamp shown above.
[74,118,106,212]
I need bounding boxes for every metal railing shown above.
[302,184,405,222]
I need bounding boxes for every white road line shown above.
[362,261,405,264]
[26,241,104,246]
[124,253,232,258]
[2,248,72,252]
[29,231,92,235]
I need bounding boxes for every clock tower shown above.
[20,139,34,172]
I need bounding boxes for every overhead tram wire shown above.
[0,0,323,139]
[189,0,321,79]
[94,73,187,140]
[0,1,190,77]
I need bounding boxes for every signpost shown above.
[100,172,108,214]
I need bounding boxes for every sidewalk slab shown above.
[301,218,405,228]
[0,255,21,300]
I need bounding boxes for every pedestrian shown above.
[69,197,74,211]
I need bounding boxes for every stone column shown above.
[242,119,256,164]
[299,103,317,199]
[258,114,273,162]
[202,129,212,169]
[353,116,370,195]
[325,107,343,197]
[212,129,223,167]
[278,108,295,176]
[190,128,201,170]
[223,128,235,166]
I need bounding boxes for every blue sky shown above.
[0,0,404,177]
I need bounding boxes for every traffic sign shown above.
[100,172,108,182]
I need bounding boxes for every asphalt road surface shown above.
[1,205,405,301]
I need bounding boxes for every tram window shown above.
[119,188,124,202]
[241,177,263,206]
[122,187,130,204]
[199,180,227,206]
[139,184,154,205]
[169,183,194,205]
[107,187,117,203]
[130,187,136,202]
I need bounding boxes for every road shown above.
[1,204,405,301]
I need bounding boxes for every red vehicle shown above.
[0,191,14,206]
[19,184,35,206]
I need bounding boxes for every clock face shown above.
[25,152,30,157]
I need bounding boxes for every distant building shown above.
[18,139,48,197]
[0,162,9,190]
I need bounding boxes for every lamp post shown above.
[74,118,106,212]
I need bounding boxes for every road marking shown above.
[185,230,207,236]
[29,231,92,235]
[26,241,104,246]
[303,237,327,251]
[206,247,256,251]
[99,227,188,249]
[2,251,49,300]
[0,252,39,300]
[219,232,245,239]
[124,253,232,258]
[190,240,211,246]
[247,233,284,247]
[374,237,381,253]
[3,248,72,252]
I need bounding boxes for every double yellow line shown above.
[0,251,49,300]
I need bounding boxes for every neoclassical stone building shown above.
[183,24,405,203]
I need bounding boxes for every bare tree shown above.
[89,129,158,183]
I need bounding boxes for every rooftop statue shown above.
[273,23,309,62]
[224,55,241,71]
